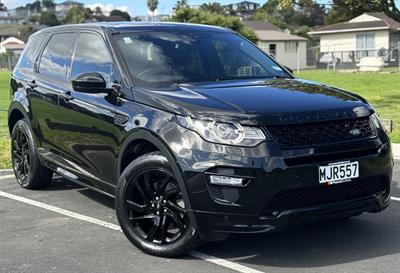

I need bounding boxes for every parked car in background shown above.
[9,22,393,257]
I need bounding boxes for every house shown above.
[0,16,25,24]
[244,20,308,70]
[224,1,260,18]
[91,15,126,22]
[0,36,25,54]
[55,1,83,20]
[224,1,260,12]
[55,0,83,12]
[308,12,400,68]
[0,24,21,42]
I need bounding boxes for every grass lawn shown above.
[296,70,400,143]
[0,70,11,169]
[0,69,399,169]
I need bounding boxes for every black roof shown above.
[33,22,232,36]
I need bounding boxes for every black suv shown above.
[9,23,393,257]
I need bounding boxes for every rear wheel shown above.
[116,152,201,257]
[11,119,53,189]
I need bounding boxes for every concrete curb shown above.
[393,143,400,160]
[0,169,13,175]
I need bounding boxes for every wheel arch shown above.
[117,129,198,228]
[8,102,30,135]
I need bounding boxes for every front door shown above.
[56,31,120,192]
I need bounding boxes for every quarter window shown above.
[17,33,45,69]
[71,33,112,82]
[39,33,75,80]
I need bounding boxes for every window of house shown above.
[285,41,297,53]
[269,44,277,57]
[39,33,75,80]
[356,33,375,50]
[71,33,112,83]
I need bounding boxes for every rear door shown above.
[56,31,120,191]
[31,32,76,156]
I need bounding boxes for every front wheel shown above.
[115,152,201,257]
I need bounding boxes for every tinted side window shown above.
[16,33,45,70]
[39,33,75,80]
[71,33,112,82]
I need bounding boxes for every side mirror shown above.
[283,66,293,74]
[72,72,107,93]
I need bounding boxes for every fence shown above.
[307,48,400,70]
[0,53,19,70]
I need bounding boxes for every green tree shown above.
[110,9,131,21]
[64,6,89,24]
[42,0,55,10]
[94,6,102,15]
[18,25,37,41]
[39,11,59,26]
[257,0,325,29]
[278,0,400,24]
[175,0,188,11]
[27,1,42,13]
[147,0,158,21]
[171,7,257,42]
[0,1,7,11]
[200,2,224,14]
[325,0,400,24]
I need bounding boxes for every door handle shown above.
[60,91,73,101]
[27,80,37,88]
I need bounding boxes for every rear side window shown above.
[71,33,112,82]
[16,33,45,70]
[39,33,75,80]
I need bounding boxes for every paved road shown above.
[0,160,399,273]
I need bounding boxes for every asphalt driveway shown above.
[0,160,399,273]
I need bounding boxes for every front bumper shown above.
[167,126,393,235]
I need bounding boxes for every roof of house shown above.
[243,20,280,31]
[0,36,25,50]
[0,24,21,36]
[244,20,307,41]
[92,15,126,22]
[309,12,400,35]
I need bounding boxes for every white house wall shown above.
[257,41,307,69]
[320,30,389,52]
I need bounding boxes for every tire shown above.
[11,119,53,189]
[115,152,201,257]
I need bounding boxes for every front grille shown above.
[266,116,375,147]
[262,176,387,214]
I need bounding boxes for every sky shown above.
[2,0,400,17]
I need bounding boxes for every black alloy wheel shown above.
[124,168,189,244]
[12,124,31,182]
[116,152,201,257]
[11,119,53,189]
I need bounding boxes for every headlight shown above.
[176,116,267,146]
[371,113,384,130]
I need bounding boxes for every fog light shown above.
[209,175,244,187]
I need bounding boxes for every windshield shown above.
[116,31,291,87]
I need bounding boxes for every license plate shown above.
[319,161,359,184]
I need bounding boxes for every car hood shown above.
[133,78,372,126]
